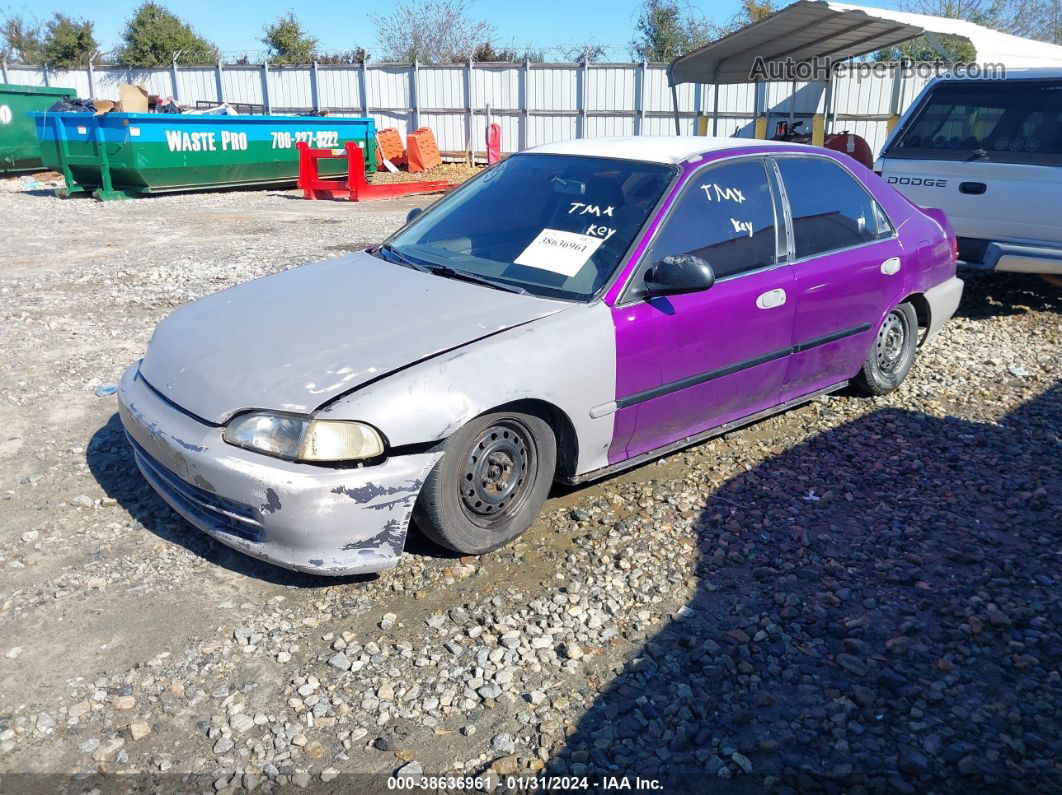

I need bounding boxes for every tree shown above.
[115,2,218,66]
[1009,0,1062,44]
[317,48,370,64]
[630,0,714,61]
[371,0,495,63]
[0,14,44,63]
[873,35,977,61]
[261,11,317,64]
[735,0,776,25]
[560,43,609,63]
[42,14,97,66]
[471,42,543,62]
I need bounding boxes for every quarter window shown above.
[776,157,883,259]
[647,159,779,280]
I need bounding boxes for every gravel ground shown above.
[0,180,1059,793]
[372,163,483,185]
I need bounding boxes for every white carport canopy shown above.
[669,0,1062,86]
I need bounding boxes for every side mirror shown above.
[406,207,424,224]
[643,255,715,297]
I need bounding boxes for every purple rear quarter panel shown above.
[602,145,952,466]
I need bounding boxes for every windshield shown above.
[886,79,1062,165]
[384,153,676,300]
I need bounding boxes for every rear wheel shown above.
[853,302,918,396]
[413,409,556,555]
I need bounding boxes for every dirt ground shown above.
[0,179,1058,793]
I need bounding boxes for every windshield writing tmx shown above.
[387,154,674,300]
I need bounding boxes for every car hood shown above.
[138,250,569,424]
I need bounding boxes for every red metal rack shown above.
[296,141,456,201]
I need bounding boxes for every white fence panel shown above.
[420,66,465,110]
[586,115,636,138]
[317,67,362,110]
[6,66,47,86]
[43,69,90,96]
[527,114,577,148]
[421,111,466,150]
[473,65,520,111]
[220,67,264,105]
[1,59,938,155]
[528,66,577,111]
[588,66,636,112]
[268,67,313,108]
[368,66,412,111]
[176,67,220,104]
[371,110,415,138]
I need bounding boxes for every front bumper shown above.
[117,363,441,576]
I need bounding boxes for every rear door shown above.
[773,154,906,402]
[879,78,1062,250]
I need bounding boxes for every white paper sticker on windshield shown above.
[514,229,604,277]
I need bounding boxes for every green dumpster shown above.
[33,111,378,200]
[0,84,76,174]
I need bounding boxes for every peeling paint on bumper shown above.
[117,363,441,576]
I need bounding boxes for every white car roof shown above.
[528,136,793,165]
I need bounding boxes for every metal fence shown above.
[2,60,935,156]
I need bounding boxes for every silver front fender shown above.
[317,302,618,475]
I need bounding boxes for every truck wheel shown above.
[853,302,918,396]
[413,409,556,555]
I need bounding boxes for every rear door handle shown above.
[959,182,986,194]
[880,257,901,275]
[756,288,787,309]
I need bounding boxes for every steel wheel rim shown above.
[459,420,535,527]
[875,311,907,373]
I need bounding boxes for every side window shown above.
[776,157,883,259]
[648,159,779,280]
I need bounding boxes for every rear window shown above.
[886,79,1062,165]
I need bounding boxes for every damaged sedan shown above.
[119,136,963,575]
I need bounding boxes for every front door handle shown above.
[880,257,901,275]
[756,288,787,309]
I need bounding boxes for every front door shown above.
[609,157,795,463]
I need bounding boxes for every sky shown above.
[2,0,898,60]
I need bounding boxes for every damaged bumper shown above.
[117,363,441,576]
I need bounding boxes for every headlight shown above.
[222,412,385,462]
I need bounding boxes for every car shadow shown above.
[546,384,1061,792]
[955,270,1059,319]
[86,412,376,588]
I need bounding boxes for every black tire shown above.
[853,302,919,396]
[413,409,556,555]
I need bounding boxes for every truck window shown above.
[886,79,1062,165]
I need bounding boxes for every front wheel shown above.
[413,409,556,555]
[853,302,918,396]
